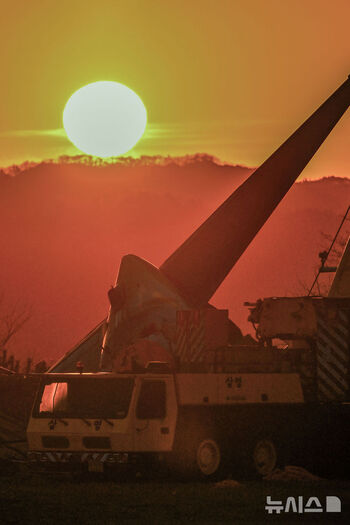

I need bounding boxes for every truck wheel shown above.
[172,435,224,479]
[196,438,221,477]
[252,439,277,477]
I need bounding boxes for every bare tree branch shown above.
[0,294,31,348]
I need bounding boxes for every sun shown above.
[63,81,147,157]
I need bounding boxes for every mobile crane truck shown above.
[27,75,350,478]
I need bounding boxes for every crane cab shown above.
[27,371,178,472]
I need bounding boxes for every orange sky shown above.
[0,0,349,178]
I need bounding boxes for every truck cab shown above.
[27,369,178,472]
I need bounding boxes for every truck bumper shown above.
[27,450,167,473]
[27,451,129,471]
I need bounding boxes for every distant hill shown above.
[0,156,349,363]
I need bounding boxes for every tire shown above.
[195,438,221,478]
[252,439,277,477]
[171,434,224,480]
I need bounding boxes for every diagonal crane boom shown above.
[160,76,350,305]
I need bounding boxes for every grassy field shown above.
[0,469,349,524]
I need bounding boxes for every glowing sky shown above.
[0,0,349,178]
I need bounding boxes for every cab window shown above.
[36,378,134,419]
[136,380,166,419]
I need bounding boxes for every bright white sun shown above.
[63,81,147,157]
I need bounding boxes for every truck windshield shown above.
[36,378,134,419]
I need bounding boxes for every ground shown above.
[0,470,349,524]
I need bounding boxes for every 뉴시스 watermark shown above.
[265,495,341,514]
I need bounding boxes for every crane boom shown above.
[160,76,350,305]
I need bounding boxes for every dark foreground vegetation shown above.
[0,468,349,524]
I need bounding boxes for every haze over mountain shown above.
[0,156,349,364]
